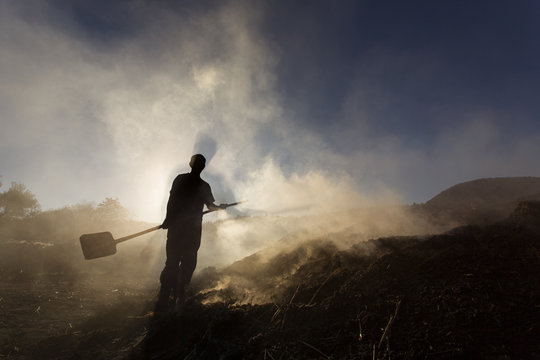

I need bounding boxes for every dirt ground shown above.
[0,274,157,359]
[1,203,540,359]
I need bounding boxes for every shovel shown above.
[79,201,245,260]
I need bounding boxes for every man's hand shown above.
[160,218,170,229]
[208,203,227,212]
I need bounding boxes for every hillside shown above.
[6,201,537,360]
[2,180,540,359]
[421,177,540,225]
[137,201,540,359]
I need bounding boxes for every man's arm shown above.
[206,202,227,212]
[204,183,226,212]
[160,176,181,229]
[160,198,174,229]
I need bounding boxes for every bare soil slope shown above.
[8,202,537,360]
[136,202,540,359]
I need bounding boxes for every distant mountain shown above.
[421,177,540,225]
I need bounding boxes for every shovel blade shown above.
[80,231,117,260]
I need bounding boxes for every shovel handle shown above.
[202,200,246,214]
[114,201,245,244]
[115,225,161,244]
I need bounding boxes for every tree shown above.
[95,197,128,222]
[0,181,41,219]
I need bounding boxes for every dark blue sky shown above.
[261,1,539,143]
[46,0,540,138]
[51,0,540,132]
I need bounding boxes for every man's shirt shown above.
[164,173,215,227]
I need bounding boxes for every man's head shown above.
[189,154,206,174]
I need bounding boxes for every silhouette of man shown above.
[156,154,224,312]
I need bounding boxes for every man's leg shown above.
[177,248,198,303]
[156,239,181,311]
[176,226,201,304]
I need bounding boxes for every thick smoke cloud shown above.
[1,0,539,225]
[1,1,281,220]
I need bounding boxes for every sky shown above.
[1,0,539,222]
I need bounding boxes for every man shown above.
[156,154,224,312]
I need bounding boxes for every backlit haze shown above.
[1,0,539,222]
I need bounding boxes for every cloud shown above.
[0,1,286,220]
[429,116,540,187]
[235,159,401,215]
[1,0,539,224]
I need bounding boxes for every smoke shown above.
[0,0,273,220]
[2,0,540,225]
[193,203,446,304]
[0,0,396,223]
[193,133,218,163]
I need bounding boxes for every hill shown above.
[3,179,540,359]
[420,176,540,225]
[11,201,538,360]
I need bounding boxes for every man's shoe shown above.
[155,287,172,313]
[174,297,186,313]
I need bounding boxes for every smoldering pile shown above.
[134,201,540,359]
[5,198,540,359]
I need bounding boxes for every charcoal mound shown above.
[131,202,540,359]
[14,202,540,359]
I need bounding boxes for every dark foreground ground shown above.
[2,203,540,360]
